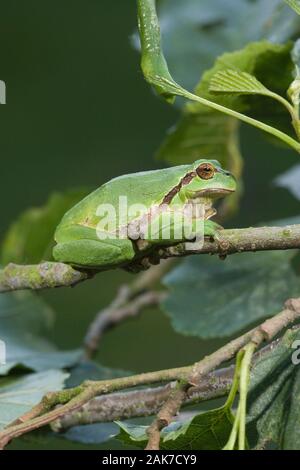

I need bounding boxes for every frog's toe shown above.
[204,220,223,238]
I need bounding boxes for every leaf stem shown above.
[182,88,300,153]
[223,349,244,450]
[225,350,244,409]
[238,342,256,450]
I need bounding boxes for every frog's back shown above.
[56,164,190,230]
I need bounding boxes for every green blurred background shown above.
[0,0,299,449]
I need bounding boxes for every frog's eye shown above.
[196,163,215,180]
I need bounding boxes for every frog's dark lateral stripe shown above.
[161,171,196,205]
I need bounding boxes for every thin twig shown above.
[145,384,187,450]
[84,291,166,357]
[84,260,172,357]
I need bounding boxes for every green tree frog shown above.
[53,160,236,271]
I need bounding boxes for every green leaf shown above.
[137,2,300,153]
[135,0,300,92]
[285,0,300,15]
[0,370,68,430]
[161,248,300,338]
[209,69,295,122]
[288,39,300,107]
[248,328,300,449]
[193,41,294,128]
[157,41,295,220]
[209,70,271,96]
[1,189,89,265]
[157,107,242,169]
[0,290,81,375]
[137,0,183,103]
[116,422,148,449]
[117,404,234,450]
[162,406,235,450]
[158,41,294,163]
[157,110,243,216]
[156,110,243,219]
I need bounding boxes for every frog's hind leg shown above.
[53,224,135,269]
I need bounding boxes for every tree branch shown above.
[158,224,300,260]
[84,290,167,357]
[50,335,287,432]
[145,384,187,450]
[0,262,90,293]
[1,298,299,449]
[84,260,172,358]
[51,367,234,431]
[1,224,300,294]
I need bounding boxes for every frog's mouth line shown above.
[192,188,235,198]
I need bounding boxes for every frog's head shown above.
[185,159,236,199]
[167,159,236,218]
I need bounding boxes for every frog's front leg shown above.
[138,212,193,245]
[138,211,222,245]
[204,219,223,239]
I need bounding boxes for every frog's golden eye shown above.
[196,163,215,180]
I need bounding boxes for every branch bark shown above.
[0,262,90,293]
[158,224,300,260]
[51,366,234,431]
[145,384,187,450]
